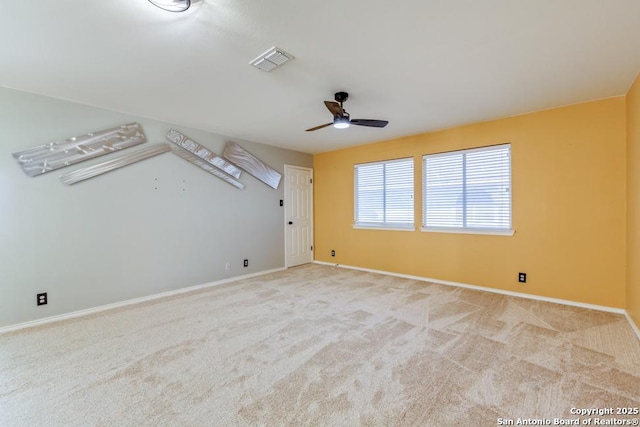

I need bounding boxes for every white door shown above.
[284,165,313,267]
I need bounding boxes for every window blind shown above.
[423,144,511,231]
[355,158,414,228]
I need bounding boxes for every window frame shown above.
[353,157,415,231]
[421,144,513,236]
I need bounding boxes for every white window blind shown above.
[423,144,511,233]
[355,158,414,229]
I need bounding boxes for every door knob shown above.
[288,221,293,225]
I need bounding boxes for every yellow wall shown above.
[314,98,627,308]
[627,74,640,326]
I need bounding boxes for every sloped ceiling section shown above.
[1,0,640,153]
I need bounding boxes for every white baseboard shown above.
[0,267,286,335]
[625,311,640,341]
[6,262,639,342]
[313,260,626,314]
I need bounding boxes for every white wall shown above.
[0,87,312,327]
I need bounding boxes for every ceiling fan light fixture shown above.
[148,0,191,12]
[333,118,350,129]
[306,91,388,132]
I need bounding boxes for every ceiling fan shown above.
[305,92,389,132]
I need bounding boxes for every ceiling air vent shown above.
[249,47,293,72]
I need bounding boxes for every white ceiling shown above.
[2,0,640,154]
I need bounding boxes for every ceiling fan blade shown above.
[305,123,333,132]
[350,119,389,128]
[324,101,344,117]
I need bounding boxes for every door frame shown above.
[284,165,314,268]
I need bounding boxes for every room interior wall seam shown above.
[626,70,640,336]
[0,84,279,153]
[315,95,626,153]
[624,311,640,341]
[0,267,286,335]
[312,261,628,315]
[624,70,640,93]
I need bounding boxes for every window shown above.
[423,144,512,235]
[354,158,414,229]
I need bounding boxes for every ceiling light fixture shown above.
[148,0,190,12]
[333,117,350,129]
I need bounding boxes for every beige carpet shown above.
[1,264,639,426]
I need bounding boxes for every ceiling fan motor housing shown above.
[334,91,349,103]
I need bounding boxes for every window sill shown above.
[353,225,416,232]
[421,227,514,236]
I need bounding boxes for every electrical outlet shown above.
[244,259,248,267]
[331,250,335,257]
[37,292,47,306]
[518,272,527,283]
[225,262,231,271]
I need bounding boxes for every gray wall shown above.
[0,87,312,328]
